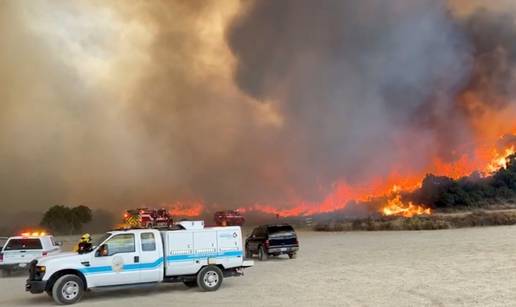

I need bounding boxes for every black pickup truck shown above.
[245,224,299,261]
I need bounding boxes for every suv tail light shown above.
[264,239,269,249]
[42,251,48,256]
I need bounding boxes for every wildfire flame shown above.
[381,194,431,218]
[153,142,515,220]
[238,142,515,219]
[486,146,515,173]
[167,201,204,217]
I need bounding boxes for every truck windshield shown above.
[4,239,42,250]
[91,233,111,248]
[268,225,295,235]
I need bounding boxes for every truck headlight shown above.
[36,266,46,272]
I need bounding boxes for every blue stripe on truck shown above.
[123,257,164,271]
[166,250,242,262]
[80,251,242,275]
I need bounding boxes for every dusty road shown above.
[2,226,516,306]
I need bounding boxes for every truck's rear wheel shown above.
[197,265,223,291]
[288,252,297,259]
[258,246,268,261]
[52,274,84,305]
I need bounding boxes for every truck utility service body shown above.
[26,221,253,304]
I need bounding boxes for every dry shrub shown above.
[312,211,516,232]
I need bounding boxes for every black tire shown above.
[183,280,198,288]
[196,265,223,292]
[288,252,297,259]
[258,246,268,261]
[52,274,84,305]
[46,288,53,297]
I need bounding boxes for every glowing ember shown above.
[381,195,431,218]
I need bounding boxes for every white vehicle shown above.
[0,232,61,276]
[26,221,253,305]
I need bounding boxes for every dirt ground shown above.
[2,226,516,306]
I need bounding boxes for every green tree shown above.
[40,205,92,235]
[70,205,92,233]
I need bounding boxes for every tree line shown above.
[40,205,92,235]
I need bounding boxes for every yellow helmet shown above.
[80,233,91,242]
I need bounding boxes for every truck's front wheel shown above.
[52,274,84,305]
[197,265,223,291]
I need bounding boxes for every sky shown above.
[1,0,516,225]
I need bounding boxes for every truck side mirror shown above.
[96,244,109,257]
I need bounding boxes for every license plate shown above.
[280,248,287,252]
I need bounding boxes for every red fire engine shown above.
[123,208,173,228]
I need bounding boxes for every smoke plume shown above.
[1,0,516,226]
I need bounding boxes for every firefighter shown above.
[75,233,93,254]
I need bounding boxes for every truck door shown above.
[86,233,140,287]
[138,232,163,283]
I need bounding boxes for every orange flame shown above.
[486,146,515,173]
[156,135,515,219]
[381,194,431,218]
[239,141,515,218]
[166,201,204,217]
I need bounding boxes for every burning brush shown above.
[380,194,431,218]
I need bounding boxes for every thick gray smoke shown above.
[227,0,471,182]
[459,8,516,109]
[1,0,516,229]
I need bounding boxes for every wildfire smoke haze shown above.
[1,0,516,225]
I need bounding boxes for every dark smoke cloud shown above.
[227,0,471,180]
[1,0,516,229]
[458,8,516,110]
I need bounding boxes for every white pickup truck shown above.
[0,233,61,276]
[26,221,253,305]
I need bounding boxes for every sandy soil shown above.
[2,226,516,306]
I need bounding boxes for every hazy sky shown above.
[1,0,515,223]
